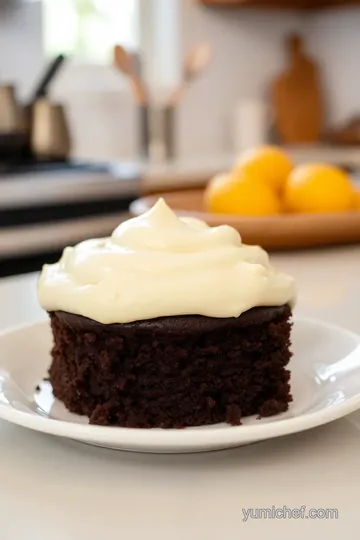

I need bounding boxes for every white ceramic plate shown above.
[0,318,360,454]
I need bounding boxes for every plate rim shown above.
[1,317,360,449]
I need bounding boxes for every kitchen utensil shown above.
[31,99,71,161]
[271,34,322,144]
[168,42,212,106]
[30,54,66,103]
[131,189,360,251]
[113,45,147,105]
[113,44,149,159]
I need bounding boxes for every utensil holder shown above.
[137,104,177,163]
[138,105,151,161]
[147,105,176,163]
[163,105,176,161]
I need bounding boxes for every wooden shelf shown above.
[200,0,360,8]
[200,0,302,6]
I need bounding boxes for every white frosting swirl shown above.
[37,199,296,324]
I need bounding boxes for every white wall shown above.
[0,1,44,100]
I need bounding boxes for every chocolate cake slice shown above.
[48,305,292,428]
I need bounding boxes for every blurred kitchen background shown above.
[1,0,360,276]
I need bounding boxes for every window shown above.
[42,0,180,93]
[43,0,139,64]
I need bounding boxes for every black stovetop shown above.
[0,159,110,177]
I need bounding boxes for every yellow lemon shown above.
[233,146,293,192]
[205,172,280,216]
[283,164,354,214]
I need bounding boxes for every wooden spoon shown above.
[113,44,148,105]
[168,42,211,106]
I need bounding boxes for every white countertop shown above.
[1,246,360,539]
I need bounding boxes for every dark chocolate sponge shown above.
[48,305,292,428]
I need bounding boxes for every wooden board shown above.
[130,189,360,251]
[272,35,323,144]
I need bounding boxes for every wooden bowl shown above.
[130,189,360,250]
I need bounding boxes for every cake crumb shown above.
[259,399,288,418]
[226,404,242,426]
